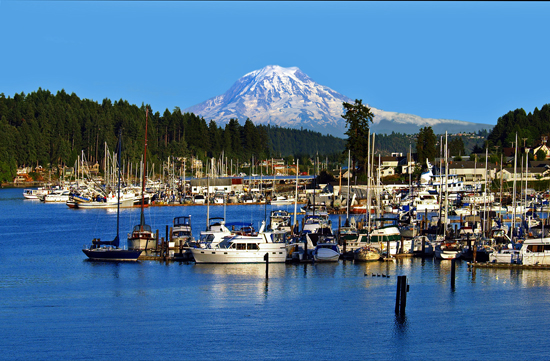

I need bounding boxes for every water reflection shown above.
[193,263,286,278]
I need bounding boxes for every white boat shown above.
[521,238,550,265]
[42,189,71,203]
[213,192,225,204]
[191,224,287,264]
[270,196,295,206]
[194,194,206,204]
[413,191,440,213]
[489,248,521,264]
[312,236,341,262]
[199,217,232,249]
[23,187,50,200]
[435,241,461,260]
[268,210,292,232]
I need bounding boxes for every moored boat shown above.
[353,245,381,262]
[435,241,461,260]
[191,223,287,264]
[82,130,142,262]
[312,236,341,262]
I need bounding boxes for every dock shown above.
[468,262,550,270]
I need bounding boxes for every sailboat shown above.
[82,131,142,261]
[128,107,157,251]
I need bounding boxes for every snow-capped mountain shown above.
[184,65,491,138]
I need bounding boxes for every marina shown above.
[3,185,550,360]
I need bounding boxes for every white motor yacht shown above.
[191,223,287,264]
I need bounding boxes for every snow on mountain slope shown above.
[184,65,491,137]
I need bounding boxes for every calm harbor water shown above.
[1,187,549,360]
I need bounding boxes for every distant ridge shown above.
[184,65,492,137]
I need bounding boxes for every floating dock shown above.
[468,262,550,270]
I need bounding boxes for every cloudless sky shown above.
[1,1,549,126]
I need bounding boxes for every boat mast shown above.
[294,159,299,230]
[444,131,449,231]
[512,133,518,242]
[346,149,350,225]
[115,129,122,248]
[140,107,149,230]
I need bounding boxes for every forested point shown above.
[487,104,550,148]
[2,88,539,184]
[0,89,350,182]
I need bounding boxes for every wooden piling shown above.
[451,258,456,289]
[395,275,408,316]
[264,253,269,279]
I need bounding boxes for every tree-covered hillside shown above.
[487,104,550,148]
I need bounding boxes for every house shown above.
[532,136,550,159]
[446,161,499,183]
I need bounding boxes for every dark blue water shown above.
[1,187,549,360]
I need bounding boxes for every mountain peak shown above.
[184,65,492,137]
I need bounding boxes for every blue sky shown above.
[1,1,549,126]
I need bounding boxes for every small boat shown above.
[127,108,157,251]
[435,241,461,260]
[353,245,381,262]
[489,248,521,264]
[42,189,71,203]
[83,236,142,261]
[194,194,206,204]
[170,215,193,249]
[270,196,295,206]
[23,187,50,200]
[268,210,292,232]
[312,236,341,262]
[82,130,142,262]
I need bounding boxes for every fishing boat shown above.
[127,108,157,251]
[191,222,287,264]
[170,216,193,249]
[82,131,142,261]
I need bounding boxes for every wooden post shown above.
[387,240,391,258]
[395,275,408,315]
[451,258,456,289]
[395,275,402,314]
[400,275,407,316]
[473,240,477,263]
[264,253,269,279]
[421,237,425,255]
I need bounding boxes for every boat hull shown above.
[313,247,340,262]
[82,248,142,261]
[191,245,286,264]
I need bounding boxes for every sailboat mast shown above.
[140,107,149,230]
[116,130,122,244]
